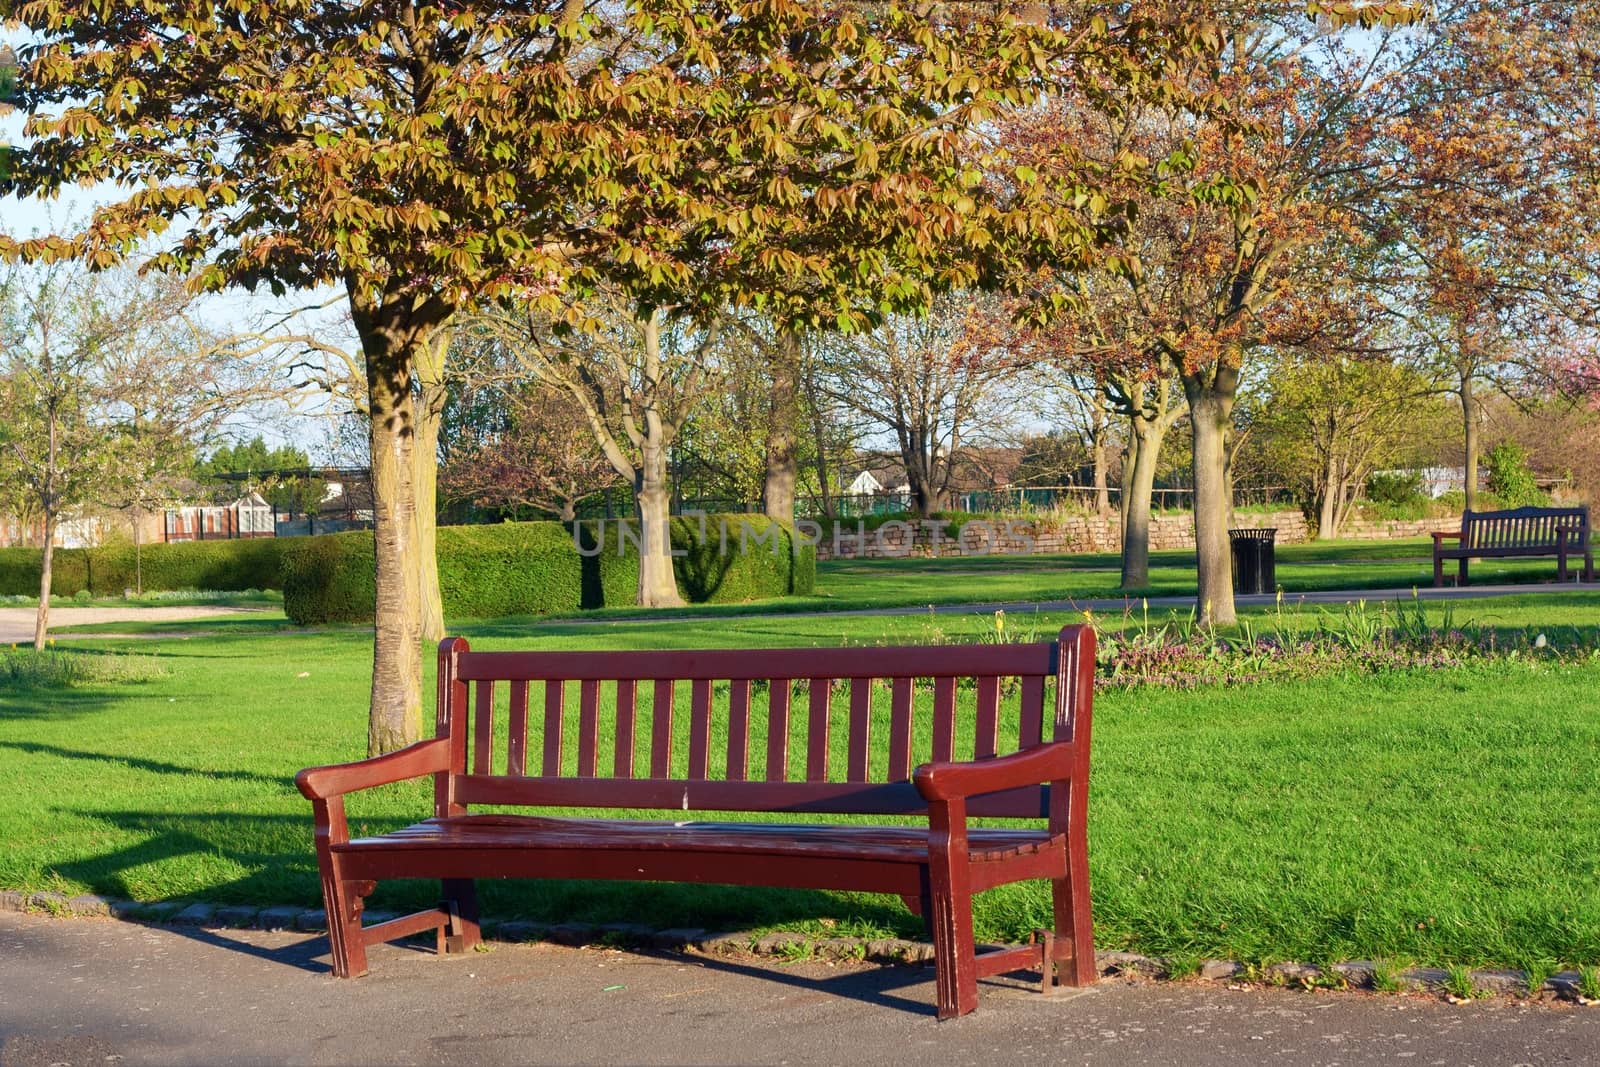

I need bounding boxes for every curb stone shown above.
[0,891,1575,1001]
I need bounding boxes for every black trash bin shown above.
[1229,528,1277,595]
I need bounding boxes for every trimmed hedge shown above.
[0,538,286,598]
[281,515,816,625]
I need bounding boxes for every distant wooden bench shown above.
[296,627,1098,1020]
[1432,505,1593,587]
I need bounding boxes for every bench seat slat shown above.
[341,813,1055,861]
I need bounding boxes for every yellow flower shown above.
[994,610,1005,633]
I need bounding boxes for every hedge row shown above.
[0,515,814,620]
[282,515,816,625]
[0,538,285,598]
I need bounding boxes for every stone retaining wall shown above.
[813,510,1463,561]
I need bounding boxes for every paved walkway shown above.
[2,912,1596,1066]
[0,606,267,645]
[551,580,1600,626]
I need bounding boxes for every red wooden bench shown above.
[296,626,1097,1020]
[1432,505,1593,587]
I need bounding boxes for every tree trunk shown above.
[1460,369,1479,510]
[364,341,425,756]
[802,353,835,519]
[1120,416,1166,590]
[133,506,143,596]
[763,333,800,525]
[1185,379,1238,626]
[33,512,55,651]
[635,441,684,608]
[413,333,450,643]
[1091,402,1111,517]
[1317,458,1341,540]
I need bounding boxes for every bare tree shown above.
[472,292,719,608]
[0,262,275,644]
[440,380,619,521]
[818,295,1024,518]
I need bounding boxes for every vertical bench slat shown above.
[542,681,564,776]
[766,679,792,781]
[473,680,495,776]
[650,680,674,778]
[974,676,1000,758]
[807,680,831,781]
[507,679,529,776]
[614,679,637,779]
[847,678,872,782]
[689,679,712,780]
[1019,674,1044,749]
[578,679,600,777]
[887,677,914,782]
[727,679,751,781]
[931,676,956,763]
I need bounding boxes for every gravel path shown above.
[0,606,269,645]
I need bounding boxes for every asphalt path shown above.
[2,912,1596,1066]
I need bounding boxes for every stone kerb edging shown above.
[3,889,1587,1003]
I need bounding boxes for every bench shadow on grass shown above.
[46,806,936,1011]
[0,741,287,786]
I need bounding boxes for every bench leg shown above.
[324,876,373,979]
[1433,553,1444,588]
[1458,559,1468,587]
[440,878,480,955]
[927,860,977,1020]
[1052,821,1097,988]
[901,873,934,939]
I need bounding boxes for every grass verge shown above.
[2,607,1598,972]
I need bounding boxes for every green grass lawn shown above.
[4,597,1599,971]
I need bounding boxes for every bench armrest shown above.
[913,741,1076,802]
[1431,530,1460,545]
[296,738,452,801]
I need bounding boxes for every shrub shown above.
[0,538,286,597]
[279,530,375,626]
[1484,441,1549,507]
[281,515,815,625]
[1365,470,1425,507]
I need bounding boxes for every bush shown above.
[281,515,816,625]
[279,531,375,626]
[1365,470,1426,507]
[0,537,287,598]
[1484,441,1549,507]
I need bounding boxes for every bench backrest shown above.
[1461,506,1590,550]
[432,625,1095,821]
